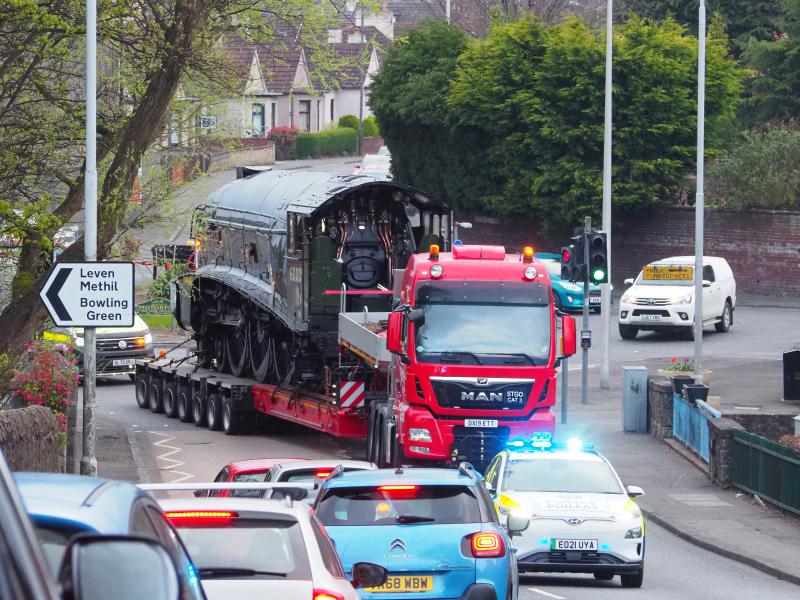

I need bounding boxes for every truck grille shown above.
[96,336,145,353]
[431,378,533,410]
[451,426,510,468]
[631,309,670,317]
[630,298,670,306]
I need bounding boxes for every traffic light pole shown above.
[581,216,591,405]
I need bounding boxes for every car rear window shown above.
[174,518,311,580]
[316,485,481,526]
[230,471,269,498]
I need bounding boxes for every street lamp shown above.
[694,0,707,383]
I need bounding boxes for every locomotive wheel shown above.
[248,319,272,383]
[227,325,249,378]
[213,335,229,373]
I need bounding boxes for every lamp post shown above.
[600,0,613,390]
[694,0,707,383]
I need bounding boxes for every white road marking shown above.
[149,431,194,483]
[527,589,566,600]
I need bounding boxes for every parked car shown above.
[266,460,376,503]
[537,255,605,313]
[147,483,387,600]
[45,313,155,379]
[14,472,206,599]
[195,457,306,498]
[484,441,645,588]
[1,450,187,600]
[315,465,525,600]
[618,256,736,340]
[352,154,391,179]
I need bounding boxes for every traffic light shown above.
[560,235,584,282]
[587,231,608,284]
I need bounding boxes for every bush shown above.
[363,115,380,137]
[707,125,800,210]
[267,126,299,160]
[10,340,78,437]
[295,128,358,158]
[338,114,360,130]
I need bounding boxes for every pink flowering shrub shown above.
[10,340,78,441]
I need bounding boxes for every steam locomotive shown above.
[174,169,451,388]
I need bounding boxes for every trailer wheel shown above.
[206,392,222,431]
[177,386,193,423]
[135,374,149,409]
[222,397,242,436]
[163,384,179,418]
[149,382,164,413]
[192,394,207,427]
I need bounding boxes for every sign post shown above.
[40,261,134,476]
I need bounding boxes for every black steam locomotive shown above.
[174,169,450,387]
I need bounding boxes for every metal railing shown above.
[672,393,721,462]
[730,429,800,517]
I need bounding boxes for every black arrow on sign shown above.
[46,267,72,321]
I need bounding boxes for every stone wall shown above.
[463,207,800,296]
[724,412,797,442]
[708,417,745,489]
[648,378,674,439]
[0,406,60,472]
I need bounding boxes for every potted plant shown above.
[657,357,712,386]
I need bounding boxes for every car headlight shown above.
[559,281,582,292]
[670,294,693,305]
[625,526,643,539]
[143,332,153,345]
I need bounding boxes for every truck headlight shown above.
[671,294,693,305]
[143,332,153,345]
[409,428,431,442]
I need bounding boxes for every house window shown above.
[270,103,277,129]
[316,100,321,131]
[251,103,265,136]
[330,98,335,122]
[298,100,311,131]
[169,113,180,146]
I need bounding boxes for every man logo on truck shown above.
[461,391,504,403]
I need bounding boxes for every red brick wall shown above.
[362,136,385,154]
[460,208,800,296]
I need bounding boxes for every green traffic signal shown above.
[592,269,606,282]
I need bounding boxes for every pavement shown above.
[555,370,800,586]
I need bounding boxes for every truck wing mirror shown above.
[560,315,577,357]
[407,308,425,326]
[387,312,402,354]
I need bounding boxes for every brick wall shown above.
[362,136,385,154]
[463,207,800,296]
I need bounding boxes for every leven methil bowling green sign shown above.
[40,262,135,327]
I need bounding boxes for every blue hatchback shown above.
[314,465,522,600]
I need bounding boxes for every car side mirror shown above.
[702,280,712,288]
[59,535,180,600]
[387,312,402,354]
[506,511,530,536]
[351,561,388,589]
[626,485,644,498]
[560,315,576,357]
[407,308,425,326]
[624,278,634,285]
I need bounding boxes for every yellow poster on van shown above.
[642,265,693,281]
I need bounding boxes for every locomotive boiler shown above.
[174,169,451,387]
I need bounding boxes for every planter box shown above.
[657,369,712,385]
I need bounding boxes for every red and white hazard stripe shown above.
[338,381,365,408]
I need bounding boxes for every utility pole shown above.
[81,0,98,476]
[581,216,591,405]
[694,0,706,384]
[600,0,613,390]
[357,4,365,156]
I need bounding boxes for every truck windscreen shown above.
[414,281,551,366]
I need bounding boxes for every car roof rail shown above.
[138,482,312,502]
[457,462,478,479]
[328,464,346,480]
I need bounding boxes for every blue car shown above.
[314,465,525,600]
[14,473,206,599]
[537,253,606,313]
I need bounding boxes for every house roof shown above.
[387,0,445,36]
[307,43,377,91]
[256,45,305,94]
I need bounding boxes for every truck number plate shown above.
[641,315,661,321]
[464,419,498,428]
[551,538,598,551]
[112,359,136,367]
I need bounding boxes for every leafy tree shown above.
[369,20,468,207]
[707,124,800,210]
[338,114,360,129]
[743,0,800,123]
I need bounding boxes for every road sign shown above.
[40,262,134,327]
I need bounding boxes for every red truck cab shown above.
[377,244,576,468]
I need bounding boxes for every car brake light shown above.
[315,470,333,479]
[471,532,505,558]
[164,511,238,524]
[378,485,417,491]
[313,589,345,600]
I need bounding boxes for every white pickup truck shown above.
[618,256,736,340]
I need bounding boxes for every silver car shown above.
[145,483,386,600]
[266,460,377,503]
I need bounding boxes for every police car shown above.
[484,440,645,588]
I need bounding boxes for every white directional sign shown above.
[40,262,135,327]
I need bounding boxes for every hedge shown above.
[338,114,359,129]
[295,128,358,158]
